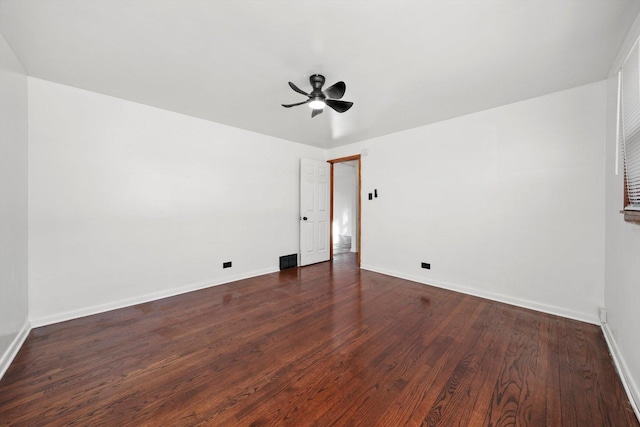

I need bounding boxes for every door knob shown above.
[302,216,308,221]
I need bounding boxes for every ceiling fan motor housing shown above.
[310,74,326,99]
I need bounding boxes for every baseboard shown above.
[601,322,640,421]
[30,267,279,328]
[360,264,599,325]
[0,321,31,381]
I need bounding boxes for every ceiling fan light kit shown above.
[282,74,353,118]
[309,99,325,110]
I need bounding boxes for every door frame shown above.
[328,154,361,267]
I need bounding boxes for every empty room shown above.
[1,1,640,425]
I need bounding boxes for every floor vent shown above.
[280,254,298,270]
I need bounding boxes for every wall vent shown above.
[280,254,298,270]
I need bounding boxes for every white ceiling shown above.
[1,1,638,149]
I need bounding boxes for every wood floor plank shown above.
[373,297,490,426]
[0,253,637,426]
[482,312,542,426]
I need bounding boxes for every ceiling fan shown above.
[282,74,354,118]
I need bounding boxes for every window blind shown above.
[620,38,640,210]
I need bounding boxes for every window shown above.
[619,38,640,223]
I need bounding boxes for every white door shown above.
[300,159,331,266]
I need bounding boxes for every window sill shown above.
[621,210,640,224]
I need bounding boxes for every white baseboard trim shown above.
[0,321,31,381]
[360,264,599,325]
[30,267,279,328]
[601,322,640,421]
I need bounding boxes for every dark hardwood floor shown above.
[0,253,637,426]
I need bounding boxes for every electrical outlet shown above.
[599,307,607,323]
[223,261,232,268]
[421,262,430,270]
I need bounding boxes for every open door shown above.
[299,159,331,266]
[329,155,361,267]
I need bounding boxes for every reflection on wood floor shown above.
[0,253,638,426]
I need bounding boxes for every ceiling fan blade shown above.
[323,81,346,99]
[325,99,353,113]
[282,100,310,108]
[288,82,310,97]
[311,108,323,118]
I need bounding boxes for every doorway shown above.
[328,155,361,267]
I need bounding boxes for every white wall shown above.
[28,78,325,325]
[603,12,640,414]
[329,81,607,323]
[0,33,29,377]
